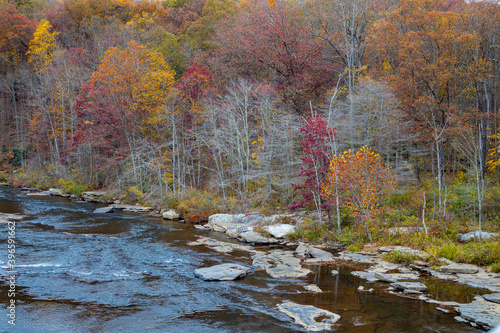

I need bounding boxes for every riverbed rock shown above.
[352,271,380,283]
[377,246,429,258]
[440,264,479,274]
[94,206,115,213]
[194,263,251,281]
[456,296,500,330]
[252,250,311,278]
[263,224,296,238]
[187,236,257,253]
[457,277,500,292]
[112,204,152,213]
[27,191,51,196]
[460,231,499,242]
[331,269,339,276]
[162,209,180,220]
[374,272,419,283]
[48,188,63,196]
[304,284,322,293]
[293,243,334,261]
[238,231,279,244]
[194,224,211,231]
[484,293,500,304]
[277,301,340,332]
[390,281,427,292]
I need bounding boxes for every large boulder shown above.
[263,224,296,238]
[238,231,279,244]
[162,209,180,220]
[460,231,499,242]
[277,301,340,332]
[194,263,251,281]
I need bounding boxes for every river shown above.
[0,188,481,332]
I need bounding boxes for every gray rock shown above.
[440,264,479,274]
[352,271,380,283]
[390,282,427,292]
[27,191,51,196]
[307,246,334,261]
[460,231,499,242]
[112,204,152,213]
[374,272,419,283]
[238,231,278,244]
[163,209,180,220]
[194,225,212,231]
[389,227,425,235]
[304,284,322,293]
[252,250,311,278]
[457,296,500,330]
[294,243,309,256]
[94,206,114,214]
[194,263,251,281]
[454,316,470,323]
[263,224,296,238]
[331,269,339,276]
[48,188,63,196]
[207,214,247,232]
[277,301,340,332]
[484,293,500,304]
[187,237,257,253]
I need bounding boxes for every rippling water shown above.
[0,188,480,332]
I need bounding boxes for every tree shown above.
[26,19,59,73]
[372,0,478,210]
[289,115,336,223]
[73,41,175,186]
[322,145,396,241]
[210,0,334,111]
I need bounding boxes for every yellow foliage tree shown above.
[26,19,58,73]
[322,146,396,242]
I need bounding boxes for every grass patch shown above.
[382,251,418,265]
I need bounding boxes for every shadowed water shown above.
[0,188,481,332]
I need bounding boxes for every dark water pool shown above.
[0,188,481,332]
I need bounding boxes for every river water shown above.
[0,188,481,332]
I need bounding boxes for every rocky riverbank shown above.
[7,185,500,331]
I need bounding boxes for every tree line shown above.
[0,0,499,225]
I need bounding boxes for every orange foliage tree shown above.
[322,146,396,241]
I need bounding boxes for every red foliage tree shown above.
[289,115,336,221]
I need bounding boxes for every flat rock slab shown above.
[377,246,429,258]
[440,264,479,274]
[374,272,419,283]
[457,278,500,292]
[390,281,427,292]
[252,250,311,278]
[457,296,500,330]
[277,301,340,332]
[338,252,378,264]
[0,213,26,221]
[484,293,500,304]
[264,224,296,238]
[112,204,152,213]
[27,191,51,196]
[188,237,257,253]
[94,206,115,214]
[352,271,379,283]
[238,231,278,244]
[460,231,499,242]
[194,263,251,281]
[194,225,211,231]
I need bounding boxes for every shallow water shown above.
[0,188,481,332]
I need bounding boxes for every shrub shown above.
[382,250,418,265]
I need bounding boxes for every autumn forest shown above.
[1,0,500,254]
